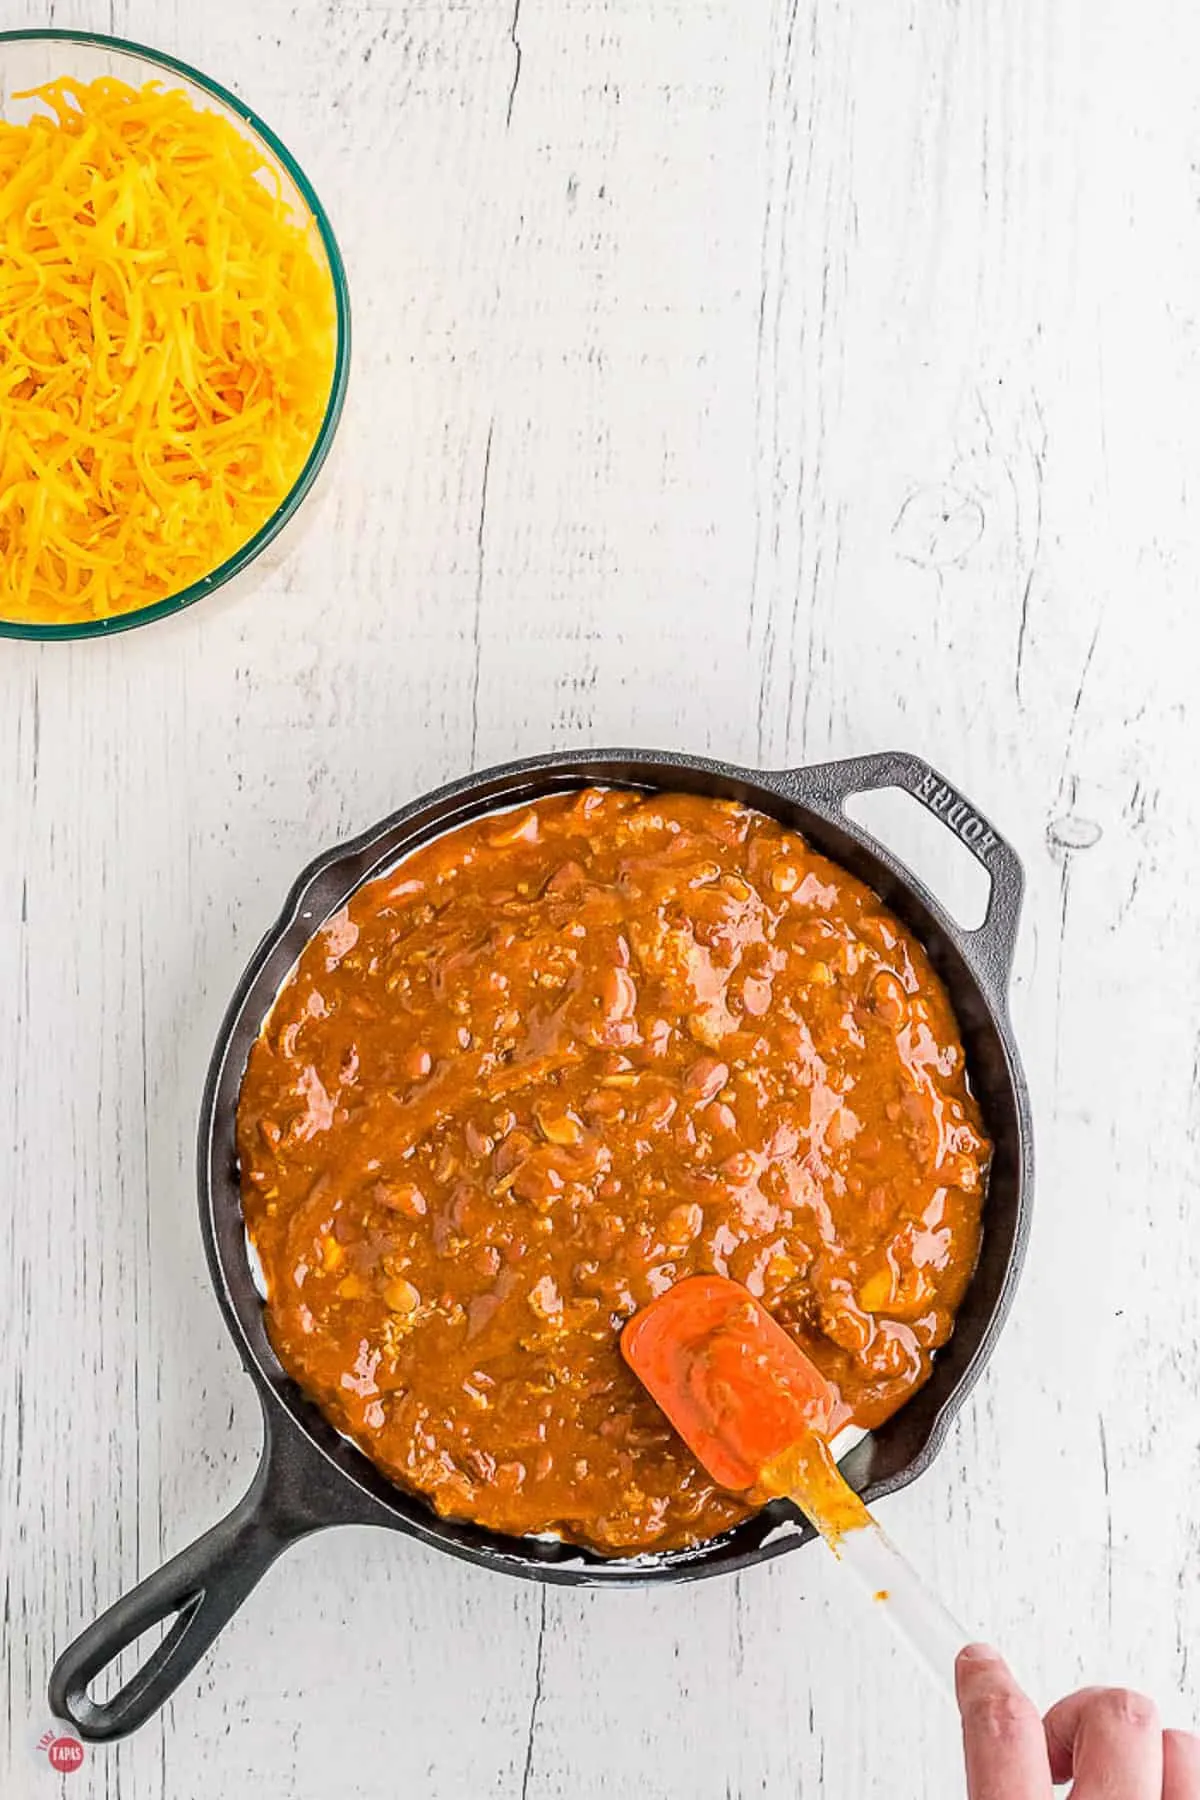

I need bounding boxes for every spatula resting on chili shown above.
[622,1274,969,1699]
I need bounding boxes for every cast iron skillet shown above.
[50,747,1032,1741]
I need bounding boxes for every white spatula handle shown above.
[833,1520,969,1702]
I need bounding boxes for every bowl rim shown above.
[0,27,351,643]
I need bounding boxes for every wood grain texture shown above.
[3,0,1200,1794]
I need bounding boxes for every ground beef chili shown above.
[238,789,989,1555]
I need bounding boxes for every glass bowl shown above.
[0,29,351,641]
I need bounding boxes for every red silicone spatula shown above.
[622,1274,969,1699]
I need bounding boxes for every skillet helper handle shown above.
[777,750,1024,1003]
[832,1519,968,1704]
[48,1452,301,1742]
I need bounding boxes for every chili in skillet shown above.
[238,789,989,1554]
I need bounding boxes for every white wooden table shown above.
[4,1,1199,1794]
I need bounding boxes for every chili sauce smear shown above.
[239,791,990,1555]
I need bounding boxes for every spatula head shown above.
[621,1274,838,1494]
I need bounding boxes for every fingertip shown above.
[955,1643,1013,1698]
[958,1643,1004,1666]
[954,1642,1041,1746]
[1164,1727,1200,1794]
[957,1651,1050,1791]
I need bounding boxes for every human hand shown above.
[956,1644,1200,1797]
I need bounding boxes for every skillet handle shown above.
[773,750,1024,1002]
[48,1400,343,1742]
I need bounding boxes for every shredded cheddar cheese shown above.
[0,77,337,627]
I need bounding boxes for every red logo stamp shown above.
[37,1731,85,1774]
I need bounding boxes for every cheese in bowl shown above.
[0,62,343,634]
